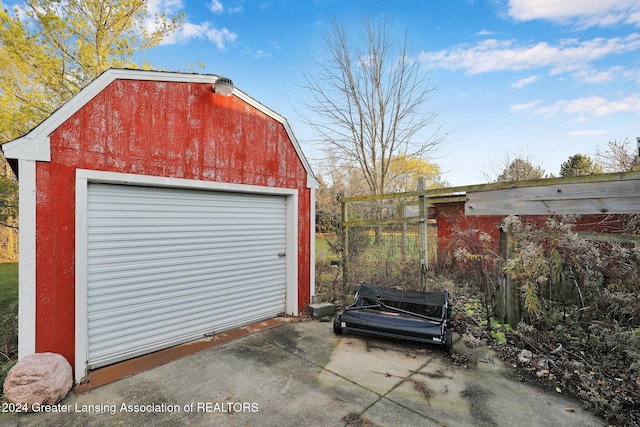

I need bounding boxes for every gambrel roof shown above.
[2,68,319,189]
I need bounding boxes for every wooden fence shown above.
[340,171,640,322]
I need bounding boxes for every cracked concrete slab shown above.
[1,319,604,427]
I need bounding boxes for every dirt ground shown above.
[449,288,639,426]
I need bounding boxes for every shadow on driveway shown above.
[3,319,603,426]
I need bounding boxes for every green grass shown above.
[316,234,331,256]
[0,262,18,386]
[0,263,18,312]
[315,234,338,264]
[316,231,437,264]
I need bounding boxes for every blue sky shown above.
[37,1,640,185]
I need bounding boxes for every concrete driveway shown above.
[3,319,603,426]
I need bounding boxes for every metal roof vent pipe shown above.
[213,77,234,96]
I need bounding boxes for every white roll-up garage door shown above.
[86,183,287,368]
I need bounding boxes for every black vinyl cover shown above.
[353,282,449,320]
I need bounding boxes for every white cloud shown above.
[270,41,281,51]
[142,0,184,36]
[204,26,237,50]
[510,99,544,112]
[245,40,282,58]
[418,33,640,75]
[253,50,271,59]
[508,0,640,27]
[623,68,640,83]
[512,94,640,119]
[149,0,240,49]
[208,0,243,14]
[476,29,495,36]
[147,0,184,16]
[571,67,622,84]
[209,0,224,13]
[226,3,244,14]
[5,2,31,21]
[161,22,237,49]
[565,94,640,117]
[511,75,539,88]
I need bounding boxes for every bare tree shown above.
[595,138,639,173]
[595,139,640,234]
[301,16,444,198]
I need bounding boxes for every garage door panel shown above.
[88,250,284,278]
[89,300,284,363]
[88,241,286,261]
[93,284,283,342]
[88,268,285,304]
[88,273,285,317]
[90,283,285,335]
[90,302,284,365]
[88,234,285,260]
[86,183,287,368]
[88,266,284,300]
[87,228,285,249]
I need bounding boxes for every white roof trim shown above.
[2,68,319,187]
[1,134,50,162]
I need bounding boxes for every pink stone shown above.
[3,353,73,410]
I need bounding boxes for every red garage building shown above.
[2,69,319,383]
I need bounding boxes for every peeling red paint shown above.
[35,79,312,370]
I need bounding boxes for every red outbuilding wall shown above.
[434,202,503,261]
[30,77,313,366]
[435,200,629,263]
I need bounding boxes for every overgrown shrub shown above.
[490,215,640,424]
[0,302,18,360]
[449,226,501,326]
[0,302,18,389]
[594,289,640,327]
[502,215,604,320]
[0,359,16,391]
[500,215,640,326]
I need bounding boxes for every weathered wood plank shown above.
[466,179,640,215]
[342,216,425,227]
[468,180,640,203]
[340,170,640,203]
[576,232,640,244]
[467,197,640,215]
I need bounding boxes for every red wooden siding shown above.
[435,200,630,264]
[435,202,503,261]
[35,79,312,364]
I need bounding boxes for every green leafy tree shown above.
[0,0,184,240]
[559,154,603,177]
[385,153,447,193]
[315,174,344,234]
[0,0,184,142]
[0,169,17,228]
